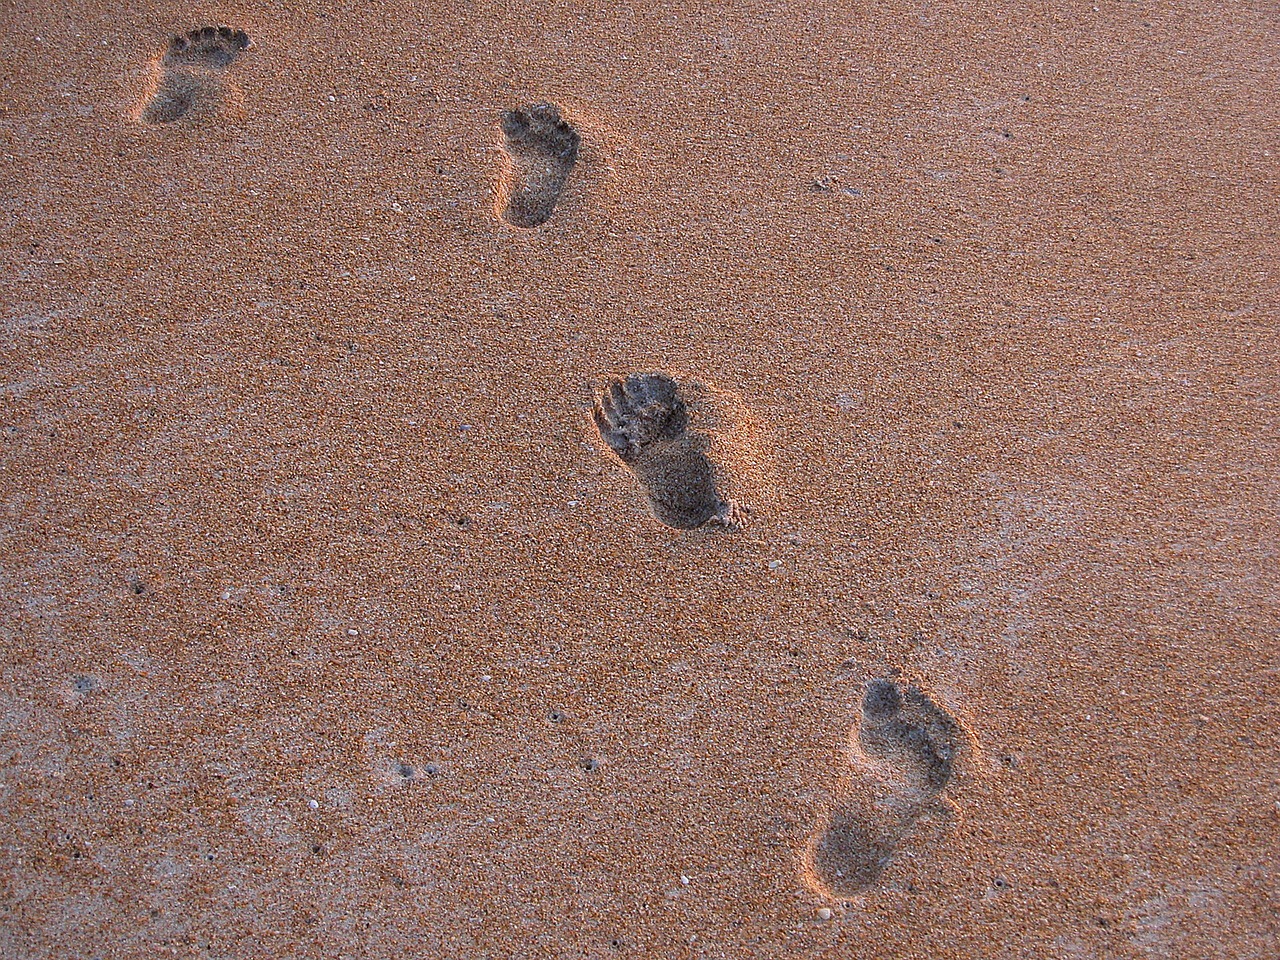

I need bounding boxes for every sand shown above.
[2,1,1277,957]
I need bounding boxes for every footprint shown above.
[592,373,736,530]
[805,799,896,892]
[139,26,251,124]
[859,678,965,799]
[497,103,579,227]
[803,677,973,898]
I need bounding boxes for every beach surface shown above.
[2,1,1277,957]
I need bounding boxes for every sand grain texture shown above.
[1,1,1278,958]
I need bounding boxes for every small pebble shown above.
[347,628,359,636]
[680,875,690,885]
[308,799,319,810]
[767,560,782,570]
[817,907,833,921]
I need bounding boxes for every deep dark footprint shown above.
[499,103,579,227]
[594,372,688,459]
[140,26,251,124]
[593,373,730,530]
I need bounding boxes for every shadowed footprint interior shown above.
[592,373,731,530]
[498,103,579,227]
[140,26,251,124]
[804,677,972,898]
[859,677,964,798]
[807,800,897,894]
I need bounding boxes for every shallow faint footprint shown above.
[803,677,972,898]
[498,103,579,227]
[140,26,251,124]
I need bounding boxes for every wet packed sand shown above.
[2,1,1277,957]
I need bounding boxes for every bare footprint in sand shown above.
[592,373,774,530]
[803,678,973,898]
[498,103,579,227]
[139,26,251,124]
[593,373,727,529]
